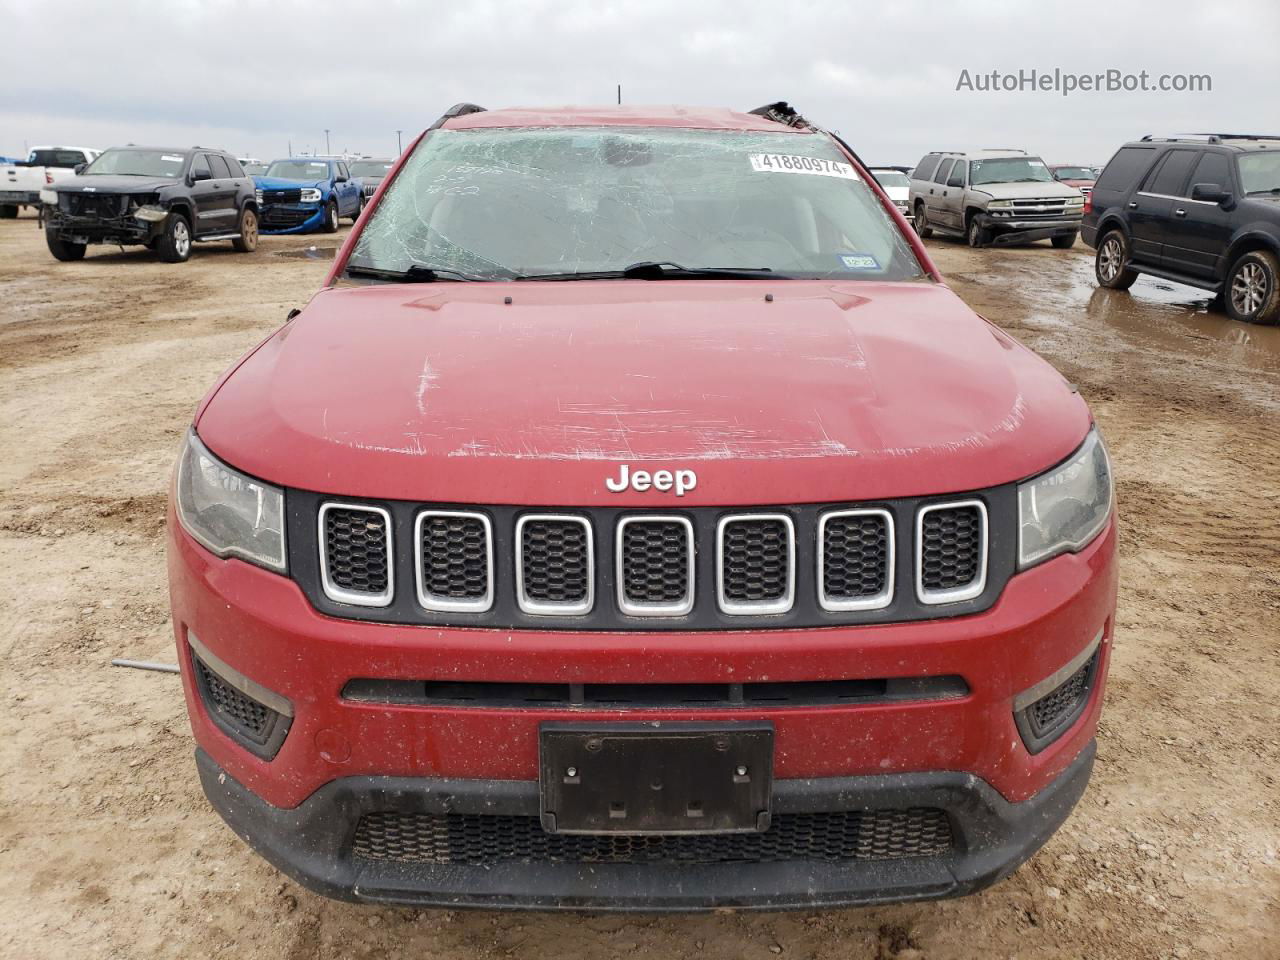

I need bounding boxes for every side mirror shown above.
[947,176,964,188]
[191,169,212,183]
[73,162,86,175]
[1191,182,1231,205]
[335,174,348,183]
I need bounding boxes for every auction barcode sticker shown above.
[749,154,860,180]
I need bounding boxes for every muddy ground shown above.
[1,209,1277,959]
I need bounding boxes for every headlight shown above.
[39,188,59,205]
[175,431,286,572]
[1065,196,1085,206]
[300,187,322,203]
[133,205,168,223]
[1018,427,1113,569]
[988,200,1013,209]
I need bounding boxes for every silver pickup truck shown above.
[908,149,1084,248]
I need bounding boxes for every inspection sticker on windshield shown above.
[161,155,184,163]
[839,253,880,270]
[749,154,860,180]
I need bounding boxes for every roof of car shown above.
[927,149,1030,161]
[444,105,811,133]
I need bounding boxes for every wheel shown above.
[0,204,17,219]
[154,213,192,263]
[322,199,339,233]
[966,216,990,248]
[1225,249,1280,325]
[45,229,86,261]
[1051,231,1078,249]
[348,197,364,223]
[913,203,933,239]
[232,207,259,252]
[1094,230,1139,290]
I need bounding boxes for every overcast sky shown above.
[3,0,1277,166]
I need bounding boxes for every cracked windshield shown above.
[348,126,925,281]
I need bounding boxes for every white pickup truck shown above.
[1,145,100,217]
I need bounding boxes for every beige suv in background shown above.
[908,149,1085,248]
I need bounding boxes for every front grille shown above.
[194,657,270,739]
[321,504,393,605]
[295,492,1008,630]
[362,183,378,198]
[260,205,315,228]
[416,511,492,611]
[60,193,126,218]
[1007,199,1072,216]
[819,510,893,611]
[262,188,302,203]
[917,501,987,603]
[617,517,694,615]
[517,516,593,614]
[718,515,794,614]
[352,808,954,866]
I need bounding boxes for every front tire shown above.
[1225,249,1280,325]
[45,229,86,261]
[1094,230,1138,290]
[913,203,933,239]
[967,216,990,248]
[232,207,258,253]
[0,204,17,219]
[1052,231,1078,250]
[322,199,339,233]
[154,213,192,263]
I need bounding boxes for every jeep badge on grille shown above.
[605,465,697,496]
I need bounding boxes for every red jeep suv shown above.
[168,102,1117,911]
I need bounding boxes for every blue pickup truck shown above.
[253,157,364,234]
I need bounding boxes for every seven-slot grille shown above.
[320,503,393,605]
[313,499,993,621]
[415,511,492,612]
[916,501,988,604]
[517,515,594,615]
[616,517,695,616]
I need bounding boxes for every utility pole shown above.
[324,129,331,154]
[617,84,622,105]
[396,130,403,154]
[288,138,292,156]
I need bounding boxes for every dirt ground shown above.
[1,208,1277,960]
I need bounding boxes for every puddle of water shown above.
[273,245,338,261]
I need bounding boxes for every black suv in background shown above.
[41,146,259,263]
[1084,134,1280,324]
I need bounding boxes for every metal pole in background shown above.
[325,129,331,154]
[617,84,622,105]
[396,130,403,154]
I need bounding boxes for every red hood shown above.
[196,281,1090,506]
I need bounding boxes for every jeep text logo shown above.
[605,465,697,497]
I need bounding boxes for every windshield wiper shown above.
[519,261,781,281]
[345,263,491,283]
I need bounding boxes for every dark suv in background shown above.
[1084,134,1280,325]
[41,146,259,263]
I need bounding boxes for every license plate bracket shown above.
[539,722,773,835]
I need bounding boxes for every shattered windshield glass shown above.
[347,127,926,281]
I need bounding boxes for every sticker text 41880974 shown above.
[748,154,861,180]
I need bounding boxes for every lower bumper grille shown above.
[1015,647,1101,754]
[352,808,954,866]
[260,205,317,228]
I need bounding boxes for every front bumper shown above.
[979,213,1082,245]
[259,203,324,234]
[0,189,39,204]
[45,212,159,245]
[197,740,1095,911]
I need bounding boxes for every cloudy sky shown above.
[3,0,1277,166]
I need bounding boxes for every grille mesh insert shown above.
[822,514,890,601]
[919,506,983,592]
[194,658,270,741]
[419,514,489,601]
[721,519,791,605]
[520,519,590,605]
[352,808,954,865]
[324,507,390,595]
[1029,651,1098,738]
[621,520,690,606]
